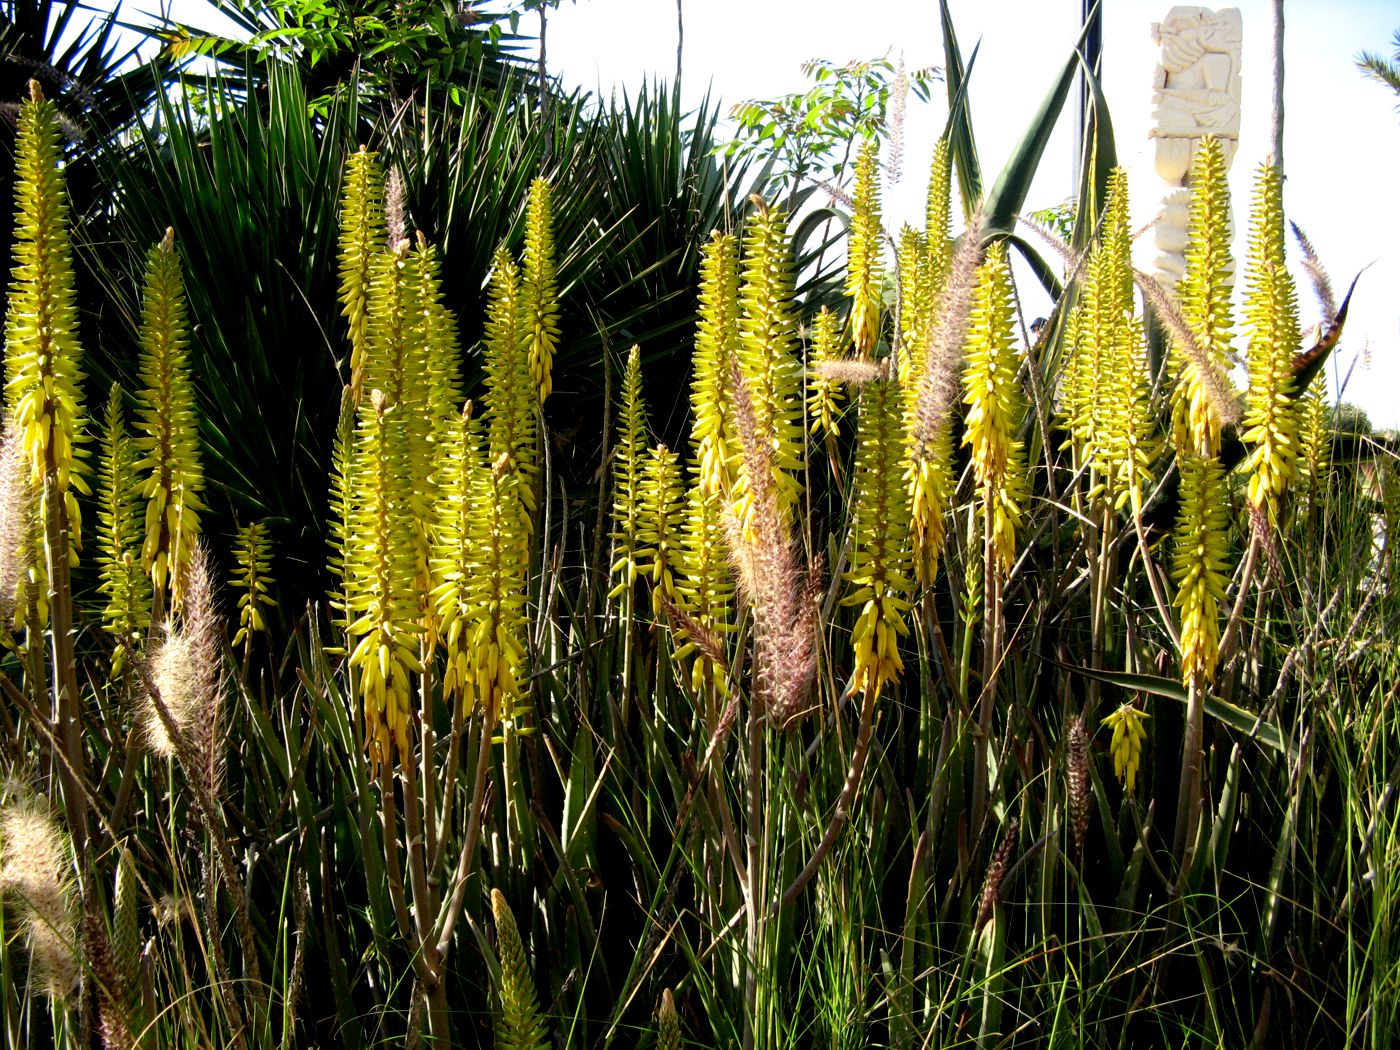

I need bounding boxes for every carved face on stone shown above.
[1159,9,1243,73]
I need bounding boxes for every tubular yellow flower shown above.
[326,385,356,622]
[1298,369,1330,503]
[896,225,929,387]
[674,463,734,694]
[344,390,423,771]
[639,444,684,619]
[485,246,537,514]
[133,229,204,608]
[1241,159,1300,520]
[690,232,740,495]
[609,345,648,602]
[845,138,883,359]
[95,385,151,670]
[925,138,955,291]
[4,81,88,542]
[1063,169,1155,510]
[733,201,804,531]
[521,176,560,404]
[844,378,914,700]
[231,520,275,651]
[1101,703,1150,791]
[465,450,530,728]
[430,402,483,709]
[961,243,1026,577]
[1171,136,1237,459]
[337,147,386,400]
[806,306,845,439]
[1172,451,1229,686]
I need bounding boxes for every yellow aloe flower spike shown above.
[337,147,386,401]
[1102,703,1150,791]
[806,306,844,439]
[231,520,275,652]
[674,463,734,695]
[896,225,929,387]
[133,229,204,609]
[344,389,423,772]
[521,176,560,404]
[961,243,1026,577]
[1063,169,1155,511]
[95,384,151,672]
[490,889,550,1050]
[639,444,684,619]
[430,402,482,710]
[1298,369,1330,505]
[845,377,914,700]
[1171,136,1237,459]
[4,81,89,548]
[845,138,883,359]
[1172,450,1229,686]
[690,232,740,496]
[733,200,804,532]
[485,246,537,518]
[608,345,648,602]
[1241,159,1301,521]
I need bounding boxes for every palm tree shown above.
[1358,29,1400,106]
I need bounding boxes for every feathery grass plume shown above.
[1171,136,1237,458]
[490,888,549,1050]
[844,378,914,700]
[806,306,845,439]
[0,425,33,620]
[896,225,929,386]
[112,845,140,1001]
[608,345,648,602]
[674,468,734,694]
[962,242,1027,577]
[658,988,681,1050]
[84,909,133,1050]
[521,176,560,404]
[1241,159,1300,520]
[337,147,386,400]
[231,520,274,651]
[1067,715,1090,860]
[0,797,78,1001]
[1102,703,1150,791]
[485,246,537,519]
[5,80,88,545]
[430,402,484,709]
[133,228,204,609]
[975,820,1019,930]
[726,365,817,725]
[1298,369,1330,502]
[344,389,423,771]
[95,384,151,671]
[144,543,222,786]
[1290,220,1336,323]
[690,232,741,495]
[639,444,684,619]
[384,165,405,247]
[733,199,805,533]
[845,138,883,359]
[1172,451,1229,686]
[1062,169,1155,509]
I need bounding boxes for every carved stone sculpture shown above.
[1148,7,1242,285]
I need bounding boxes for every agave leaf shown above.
[938,0,982,216]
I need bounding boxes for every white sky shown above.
[126,1,1400,428]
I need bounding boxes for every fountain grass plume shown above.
[0,797,78,1002]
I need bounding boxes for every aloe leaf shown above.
[939,0,982,216]
[1061,663,1294,758]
